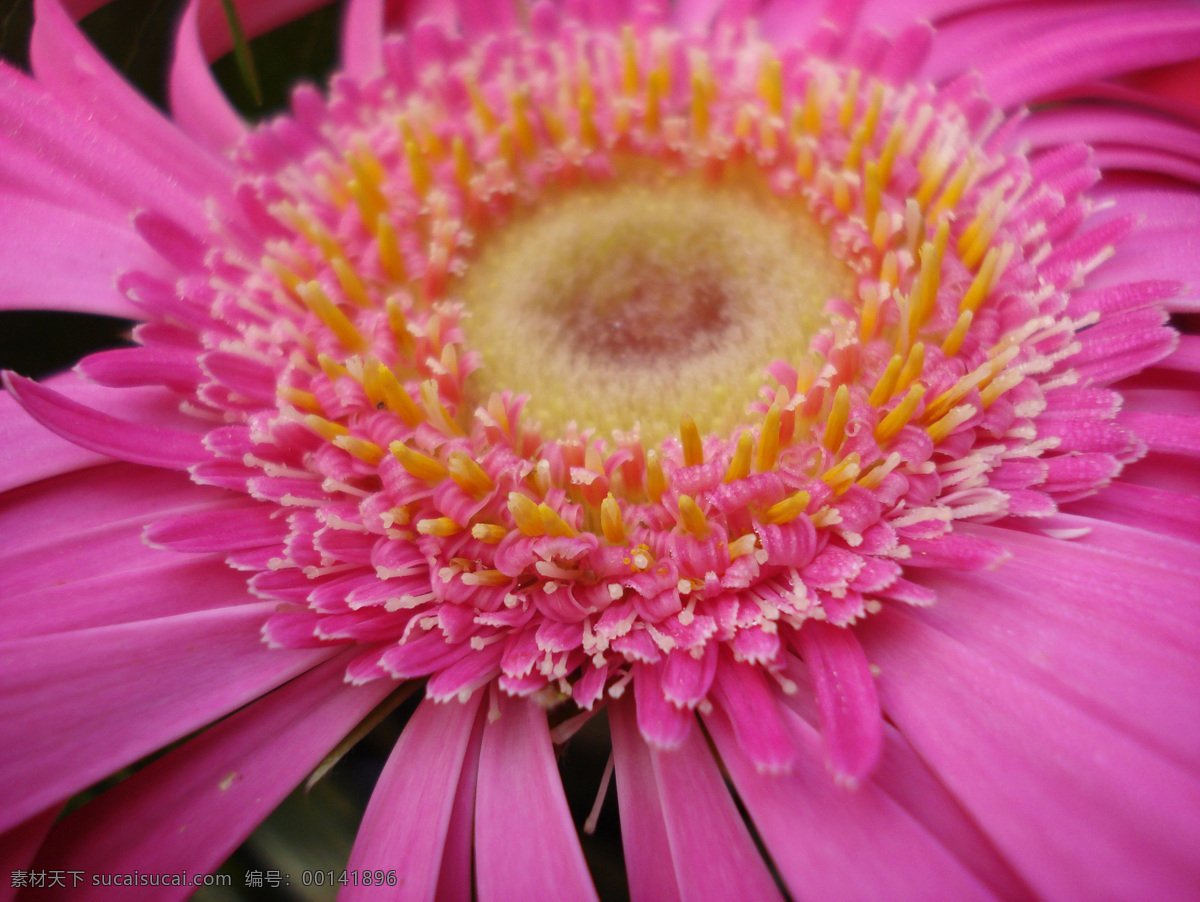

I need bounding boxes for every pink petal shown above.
[1119,411,1200,457]
[708,653,795,773]
[32,653,393,902]
[433,700,486,902]
[474,691,598,902]
[0,602,333,832]
[1064,480,1200,545]
[0,374,109,492]
[795,619,882,783]
[168,0,247,155]
[608,697,683,902]
[344,693,483,902]
[644,707,784,902]
[915,521,1200,771]
[780,656,1036,899]
[3,373,208,470]
[4,551,252,641]
[633,660,693,749]
[341,0,385,78]
[704,703,996,901]
[29,0,232,215]
[0,196,153,316]
[859,606,1200,900]
[0,805,60,902]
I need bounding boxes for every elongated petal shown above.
[0,603,333,832]
[475,692,598,902]
[795,619,882,783]
[30,0,232,215]
[705,703,996,902]
[0,805,60,902]
[0,375,109,492]
[647,710,784,902]
[343,692,483,902]
[3,373,208,470]
[609,697,683,902]
[31,654,393,902]
[860,606,1200,900]
[168,0,247,154]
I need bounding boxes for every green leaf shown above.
[219,0,262,107]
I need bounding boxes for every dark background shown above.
[0,2,628,898]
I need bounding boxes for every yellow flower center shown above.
[458,167,851,442]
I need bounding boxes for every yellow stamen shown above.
[959,245,1001,314]
[448,451,494,498]
[858,451,901,489]
[538,503,577,538]
[838,69,861,130]
[871,209,892,250]
[801,77,822,135]
[600,495,627,544]
[823,384,851,452]
[796,138,816,181]
[279,386,321,414]
[467,75,498,132]
[511,90,537,156]
[869,354,903,406]
[390,442,448,481]
[508,492,546,536]
[420,380,463,436]
[286,206,343,261]
[941,310,974,357]
[317,353,349,382]
[877,122,903,185]
[859,284,880,343]
[880,249,898,290]
[680,415,704,467]
[691,66,711,139]
[646,450,667,504]
[417,517,461,537]
[471,523,508,544]
[729,533,759,558]
[926,404,977,443]
[375,216,407,283]
[896,341,925,393]
[621,26,640,95]
[758,54,783,116]
[461,569,510,587]
[931,153,975,219]
[874,384,927,443]
[350,138,387,185]
[821,452,861,494]
[331,257,372,308]
[757,403,782,472]
[645,66,667,133]
[346,178,384,230]
[763,489,811,525]
[333,435,385,465]
[863,159,882,229]
[405,139,432,196]
[860,82,884,142]
[297,281,367,352]
[374,362,422,426]
[677,495,710,537]
[980,370,1023,407]
[724,431,754,483]
[304,414,349,441]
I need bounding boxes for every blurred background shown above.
[0,2,629,897]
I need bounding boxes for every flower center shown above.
[458,171,850,441]
[177,11,1129,721]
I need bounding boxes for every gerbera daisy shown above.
[2,0,1199,899]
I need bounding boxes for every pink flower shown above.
[3,0,1199,899]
